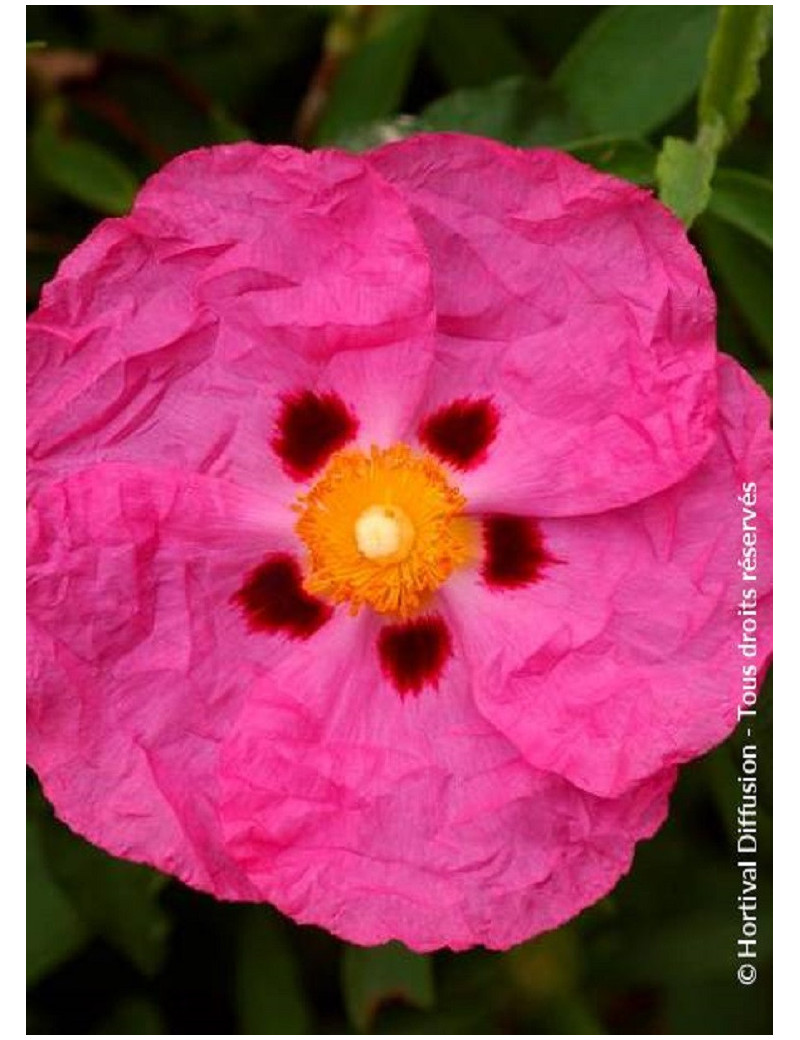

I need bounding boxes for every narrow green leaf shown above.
[696,214,772,355]
[656,138,713,226]
[316,7,430,144]
[656,119,724,227]
[40,817,169,976]
[708,168,772,249]
[420,77,585,147]
[32,119,138,216]
[554,6,716,136]
[235,908,309,1034]
[26,809,89,986]
[426,7,535,89]
[698,6,772,145]
[565,137,656,185]
[342,942,434,1032]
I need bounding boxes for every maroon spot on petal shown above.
[418,397,499,470]
[272,390,358,481]
[482,515,554,588]
[378,614,452,697]
[233,553,331,640]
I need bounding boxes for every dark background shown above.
[27,6,772,1034]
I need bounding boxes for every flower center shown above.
[295,444,474,617]
[354,504,414,560]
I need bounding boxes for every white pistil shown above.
[355,506,406,559]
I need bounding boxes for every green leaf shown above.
[565,137,656,185]
[235,908,309,1034]
[554,6,717,136]
[342,942,434,1032]
[316,7,430,144]
[696,214,772,355]
[32,118,138,216]
[40,817,169,976]
[426,7,535,89]
[708,169,772,249]
[421,77,585,147]
[656,119,725,227]
[698,6,772,145]
[502,7,601,67]
[26,807,89,987]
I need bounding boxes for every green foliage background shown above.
[27,6,772,1034]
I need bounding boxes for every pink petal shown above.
[26,135,773,954]
[27,144,437,495]
[219,609,675,950]
[367,133,718,516]
[27,462,307,896]
[446,354,772,797]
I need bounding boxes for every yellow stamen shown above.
[295,444,475,617]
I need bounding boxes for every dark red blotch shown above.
[482,515,553,588]
[272,390,358,480]
[233,553,331,640]
[418,397,498,470]
[378,614,452,697]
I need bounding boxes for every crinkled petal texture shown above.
[26,458,675,949]
[27,144,437,496]
[27,464,293,898]
[444,354,772,799]
[27,135,772,951]
[218,612,675,950]
[368,134,719,515]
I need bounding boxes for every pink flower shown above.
[27,134,772,951]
